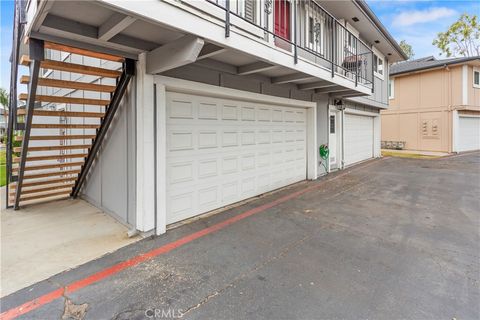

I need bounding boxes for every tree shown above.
[432,13,480,57]
[399,40,414,60]
[0,88,8,108]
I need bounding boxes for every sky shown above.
[1,0,479,89]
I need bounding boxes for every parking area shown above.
[1,152,479,319]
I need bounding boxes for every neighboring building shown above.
[382,56,480,153]
[0,105,6,139]
[8,0,405,235]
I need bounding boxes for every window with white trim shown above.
[474,67,480,88]
[373,54,384,79]
[388,78,394,99]
[306,11,325,56]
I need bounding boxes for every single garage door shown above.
[458,116,480,152]
[166,92,307,224]
[344,113,374,166]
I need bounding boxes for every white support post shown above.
[307,106,318,180]
[155,82,167,235]
[452,110,459,153]
[136,53,156,233]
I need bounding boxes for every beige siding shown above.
[382,65,467,153]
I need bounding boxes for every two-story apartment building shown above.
[382,56,480,153]
[7,0,405,235]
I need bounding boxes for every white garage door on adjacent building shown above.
[165,92,308,224]
[344,113,374,166]
[458,116,480,152]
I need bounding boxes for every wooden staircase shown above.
[8,41,134,208]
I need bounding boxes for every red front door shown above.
[274,0,291,41]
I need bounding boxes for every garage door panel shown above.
[166,92,307,224]
[344,113,374,166]
[458,117,480,152]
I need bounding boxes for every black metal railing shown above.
[6,0,27,208]
[206,0,373,89]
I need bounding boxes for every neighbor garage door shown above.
[344,113,374,166]
[166,92,307,224]
[458,116,480,152]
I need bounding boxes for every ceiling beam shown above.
[195,58,238,74]
[30,32,138,60]
[98,13,136,41]
[237,61,277,75]
[146,35,204,74]
[315,86,348,94]
[41,14,158,53]
[298,81,336,91]
[271,73,316,84]
[197,44,227,60]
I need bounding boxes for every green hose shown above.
[319,144,329,172]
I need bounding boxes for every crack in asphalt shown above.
[179,234,312,317]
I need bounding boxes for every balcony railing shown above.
[206,0,374,90]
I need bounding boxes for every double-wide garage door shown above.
[344,113,374,166]
[166,92,307,224]
[458,116,480,152]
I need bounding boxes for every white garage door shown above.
[166,92,307,224]
[458,116,480,152]
[344,113,374,166]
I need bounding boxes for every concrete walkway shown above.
[1,152,479,319]
[0,198,139,297]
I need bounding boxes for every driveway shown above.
[1,153,479,320]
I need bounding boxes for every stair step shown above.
[15,135,96,141]
[12,190,71,202]
[44,42,124,62]
[10,183,75,196]
[10,177,78,188]
[17,109,105,118]
[20,56,121,78]
[19,93,110,106]
[21,169,81,180]
[21,76,116,93]
[31,123,100,129]
[14,144,91,152]
[12,161,84,172]
[13,153,88,162]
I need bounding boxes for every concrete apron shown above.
[0,197,139,297]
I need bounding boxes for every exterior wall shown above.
[80,81,136,227]
[381,65,465,152]
[316,95,329,176]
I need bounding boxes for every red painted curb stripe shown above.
[0,159,380,320]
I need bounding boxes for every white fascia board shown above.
[154,75,316,109]
[99,0,371,96]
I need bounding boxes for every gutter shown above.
[354,0,408,60]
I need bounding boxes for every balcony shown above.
[207,0,374,90]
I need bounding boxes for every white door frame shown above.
[153,75,317,234]
[328,105,342,172]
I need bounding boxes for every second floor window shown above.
[474,67,480,88]
[388,79,394,99]
[373,54,384,79]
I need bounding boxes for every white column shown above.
[452,110,459,153]
[135,53,156,233]
[155,82,167,235]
